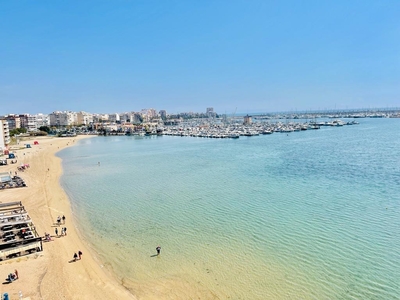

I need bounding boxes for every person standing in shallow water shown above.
[156,245,161,256]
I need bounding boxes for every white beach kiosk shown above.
[0,172,12,183]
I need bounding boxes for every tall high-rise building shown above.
[244,115,252,125]
[206,107,217,118]
[159,110,167,120]
[0,120,10,152]
[141,108,157,121]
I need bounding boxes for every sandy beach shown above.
[0,136,136,300]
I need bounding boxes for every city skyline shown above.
[1,1,399,115]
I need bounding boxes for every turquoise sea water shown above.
[59,118,400,299]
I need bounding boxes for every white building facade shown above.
[0,120,10,153]
[49,111,77,126]
[108,113,120,123]
[19,114,37,132]
[34,113,50,128]
[77,111,94,125]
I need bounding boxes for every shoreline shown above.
[0,135,136,299]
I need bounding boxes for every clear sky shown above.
[0,1,399,115]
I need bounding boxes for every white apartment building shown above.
[76,111,94,125]
[92,114,109,123]
[19,114,37,132]
[0,120,10,153]
[141,108,157,121]
[131,112,142,124]
[108,113,120,123]
[120,112,134,123]
[49,111,77,126]
[35,113,50,128]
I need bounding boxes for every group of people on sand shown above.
[17,163,29,172]
[43,215,67,241]
[56,215,66,226]
[54,216,67,236]
[55,227,67,236]
[43,232,52,241]
[73,250,83,261]
[6,269,18,282]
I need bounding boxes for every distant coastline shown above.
[235,107,400,118]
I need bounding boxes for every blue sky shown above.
[0,1,399,115]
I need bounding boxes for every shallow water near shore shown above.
[59,118,400,299]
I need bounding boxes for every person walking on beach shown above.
[62,215,65,224]
[156,245,161,256]
[64,227,67,236]
[78,250,82,260]
[57,216,61,226]
[14,269,18,279]
[55,228,58,236]
[73,252,78,261]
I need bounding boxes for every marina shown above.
[92,116,362,138]
[160,119,359,138]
